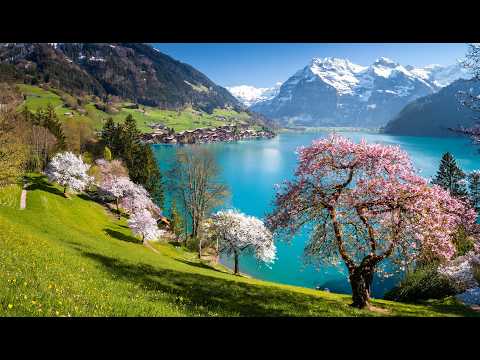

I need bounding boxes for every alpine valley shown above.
[230,57,471,129]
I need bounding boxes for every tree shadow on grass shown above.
[403,298,480,317]
[174,258,227,274]
[104,228,141,244]
[77,193,103,203]
[25,175,65,198]
[79,251,360,317]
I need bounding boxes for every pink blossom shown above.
[267,133,478,276]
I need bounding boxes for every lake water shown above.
[152,131,480,297]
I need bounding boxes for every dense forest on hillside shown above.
[383,79,480,137]
[0,43,242,113]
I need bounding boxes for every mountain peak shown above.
[251,55,470,128]
[373,57,398,67]
[310,57,361,71]
[227,83,281,107]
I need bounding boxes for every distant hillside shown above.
[0,43,242,113]
[15,84,265,134]
[383,79,480,137]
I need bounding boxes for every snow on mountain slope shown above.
[249,57,472,127]
[308,57,366,94]
[408,63,471,88]
[227,83,281,107]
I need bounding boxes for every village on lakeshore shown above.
[141,123,276,144]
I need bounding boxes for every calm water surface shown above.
[152,131,480,297]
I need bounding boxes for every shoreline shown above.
[278,126,381,134]
[141,123,276,145]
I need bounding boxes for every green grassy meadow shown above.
[16,84,252,133]
[1,174,478,317]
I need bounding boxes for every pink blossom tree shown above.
[203,209,276,275]
[119,181,162,219]
[95,158,161,219]
[266,134,477,308]
[99,175,135,218]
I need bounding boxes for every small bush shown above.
[81,152,93,165]
[384,264,457,302]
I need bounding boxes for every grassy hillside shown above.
[1,174,478,317]
[16,84,253,133]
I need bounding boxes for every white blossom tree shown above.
[98,175,135,218]
[128,209,162,243]
[203,209,276,275]
[438,251,480,291]
[46,151,92,196]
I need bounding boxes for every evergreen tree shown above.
[118,114,142,176]
[100,114,164,207]
[432,152,467,197]
[131,143,163,207]
[44,104,66,151]
[170,198,184,238]
[101,117,121,153]
[468,170,480,211]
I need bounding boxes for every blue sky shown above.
[152,43,469,88]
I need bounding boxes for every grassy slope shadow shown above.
[104,228,141,244]
[174,258,226,274]
[80,251,353,317]
[25,175,65,198]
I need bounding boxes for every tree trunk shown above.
[116,198,120,219]
[234,252,239,275]
[198,237,202,259]
[349,265,374,309]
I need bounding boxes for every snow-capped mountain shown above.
[227,82,281,107]
[249,57,471,127]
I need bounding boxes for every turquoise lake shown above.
[152,131,480,298]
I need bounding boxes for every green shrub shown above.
[384,264,457,302]
[103,146,112,161]
[82,152,93,165]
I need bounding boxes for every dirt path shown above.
[144,240,160,254]
[20,182,27,210]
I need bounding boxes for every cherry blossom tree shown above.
[95,158,161,219]
[99,175,135,218]
[203,209,276,275]
[46,151,92,196]
[266,134,477,308]
[119,181,162,219]
[438,251,480,291]
[95,159,129,181]
[127,209,162,243]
